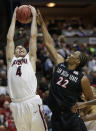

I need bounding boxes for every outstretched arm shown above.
[37,10,64,66]
[6,7,18,69]
[29,6,37,72]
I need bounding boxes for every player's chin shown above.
[19,53,26,57]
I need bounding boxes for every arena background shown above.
[0,0,96,48]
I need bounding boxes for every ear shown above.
[76,59,80,66]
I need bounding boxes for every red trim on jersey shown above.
[38,105,47,131]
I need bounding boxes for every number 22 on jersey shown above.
[16,66,22,76]
[56,76,69,88]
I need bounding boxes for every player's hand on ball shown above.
[28,5,36,16]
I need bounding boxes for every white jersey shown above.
[8,54,37,101]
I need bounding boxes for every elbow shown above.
[30,31,37,39]
[44,39,53,46]
[30,34,37,39]
[7,35,13,41]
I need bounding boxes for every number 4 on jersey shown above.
[16,66,22,76]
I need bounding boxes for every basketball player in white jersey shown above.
[6,6,48,131]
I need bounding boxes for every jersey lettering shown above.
[56,77,63,86]
[16,66,22,76]
[12,58,27,66]
[56,77,69,88]
[69,75,78,82]
[62,79,69,88]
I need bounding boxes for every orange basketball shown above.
[16,5,32,24]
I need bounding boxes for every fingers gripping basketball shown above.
[16,5,32,24]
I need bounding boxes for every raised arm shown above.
[6,7,18,69]
[28,6,37,72]
[37,10,64,66]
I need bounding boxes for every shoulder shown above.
[58,62,66,67]
[7,55,16,70]
[25,53,29,58]
[81,75,89,82]
[81,75,90,88]
[55,62,66,69]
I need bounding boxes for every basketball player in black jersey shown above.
[37,11,95,131]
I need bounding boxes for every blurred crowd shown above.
[0,19,96,131]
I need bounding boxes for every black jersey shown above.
[48,62,84,111]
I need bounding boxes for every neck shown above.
[67,64,77,70]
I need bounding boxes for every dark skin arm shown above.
[37,10,64,66]
[72,76,95,111]
[81,76,94,101]
[82,112,96,121]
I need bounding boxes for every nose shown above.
[19,47,23,50]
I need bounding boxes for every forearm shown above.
[7,17,16,41]
[6,7,17,63]
[29,14,37,56]
[6,17,16,58]
[41,22,53,46]
[30,14,37,38]
[41,22,60,64]
[37,10,64,64]
[83,112,96,121]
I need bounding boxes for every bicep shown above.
[29,37,37,60]
[29,37,37,71]
[81,76,94,100]
[29,56,36,72]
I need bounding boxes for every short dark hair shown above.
[15,45,24,48]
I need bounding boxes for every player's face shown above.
[66,51,80,65]
[15,46,27,58]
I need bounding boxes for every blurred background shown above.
[0,0,96,131]
[1,0,96,47]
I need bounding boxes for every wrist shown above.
[12,17,16,23]
[32,13,36,17]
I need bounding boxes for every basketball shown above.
[16,5,32,24]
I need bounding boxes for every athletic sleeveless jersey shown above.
[8,54,37,101]
[48,62,84,111]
